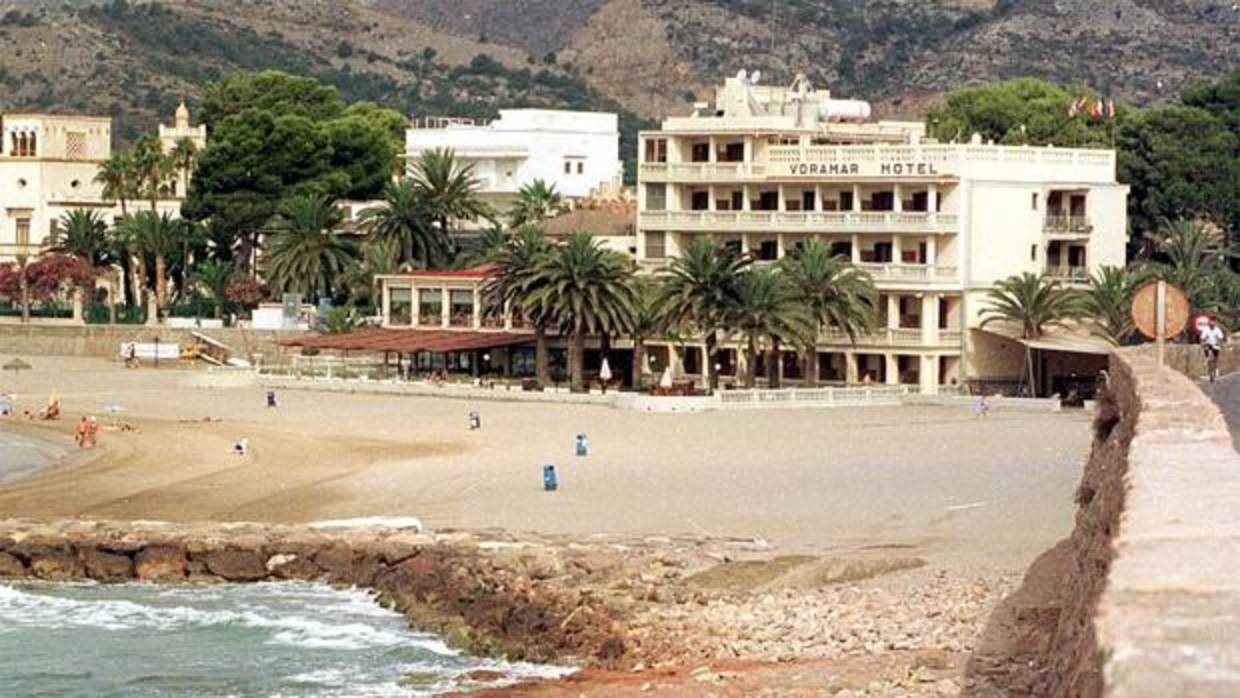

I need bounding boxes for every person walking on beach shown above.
[976,393,990,418]
[266,391,278,409]
[85,417,99,448]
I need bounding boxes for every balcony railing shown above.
[1045,266,1090,283]
[639,210,958,233]
[856,263,958,283]
[1043,215,1091,235]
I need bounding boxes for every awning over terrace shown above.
[974,325,1114,356]
[281,328,534,354]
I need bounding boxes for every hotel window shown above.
[417,289,443,325]
[644,231,666,259]
[449,289,475,327]
[690,143,710,163]
[645,183,666,211]
[716,142,744,162]
[576,162,583,174]
[757,240,778,261]
[839,191,854,211]
[15,218,31,246]
[690,190,709,211]
[564,161,572,174]
[1030,244,1038,262]
[1031,193,1038,210]
[389,287,413,326]
[643,138,667,163]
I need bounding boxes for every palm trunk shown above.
[1026,346,1038,398]
[631,336,645,391]
[768,336,783,389]
[109,269,120,324]
[569,327,586,393]
[803,348,819,387]
[705,329,719,393]
[534,324,549,389]
[155,255,168,310]
[745,331,758,389]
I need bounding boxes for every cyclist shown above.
[1200,317,1225,382]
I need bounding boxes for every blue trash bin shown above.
[543,464,558,491]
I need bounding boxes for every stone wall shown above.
[0,324,294,363]
[1035,347,1240,696]
[0,520,631,665]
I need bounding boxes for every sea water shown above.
[0,581,572,697]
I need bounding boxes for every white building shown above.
[635,73,1129,394]
[0,106,204,263]
[404,109,621,209]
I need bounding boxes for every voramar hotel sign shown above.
[783,161,951,178]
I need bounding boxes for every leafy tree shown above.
[453,225,510,269]
[341,237,400,309]
[656,237,751,392]
[483,225,554,387]
[1118,105,1240,245]
[168,136,199,194]
[778,240,877,386]
[322,305,364,334]
[359,179,448,269]
[131,135,172,211]
[198,70,346,129]
[627,279,664,390]
[1082,265,1136,346]
[184,109,336,269]
[341,102,409,154]
[980,272,1082,396]
[325,115,400,199]
[410,148,491,236]
[926,78,1122,146]
[49,210,112,268]
[731,267,814,389]
[527,232,636,393]
[509,179,568,227]
[225,276,265,312]
[263,194,357,300]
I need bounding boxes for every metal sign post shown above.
[1156,280,1166,370]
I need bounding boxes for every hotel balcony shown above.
[1045,265,1090,285]
[820,327,961,348]
[639,210,958,234]
[856,263,958,284]
[1043,215,1092,237]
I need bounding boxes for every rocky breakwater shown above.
[0,519,631,666]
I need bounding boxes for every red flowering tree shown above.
[0,255,97,319]
[225,277,265,313]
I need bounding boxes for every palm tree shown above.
[779,240,877,387]
[483,225,554,388]
[264,194,357,301]
[527,232,637,393]
[168,136,198,196]
[509,179,568,227]
[122,211,179,310]
[628,279,664,390]
[95,152,138,219]
[131,136,172,212]
[359,179,447,268]
[190,259,235,320]
[980,272,1081,396]
[1140,219,1237,321]
[656,237,751,392]
[453,225,510,268]
[341,237,400,309]
[1082,265,1136,346]
[731,267,815,388]
[50,210,111,267]
[410,148,490,236]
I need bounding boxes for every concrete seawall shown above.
[1029,347,1239,696]
[0,324,292,363]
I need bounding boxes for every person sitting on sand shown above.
[38,394,60,421]
[233,438,249,456]
[86,417,99,448]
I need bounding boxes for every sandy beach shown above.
[0,356,1091,568]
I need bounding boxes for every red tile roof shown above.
[281,328,533,353]
[411,265,496,279]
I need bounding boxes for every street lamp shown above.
[153,335,160,369]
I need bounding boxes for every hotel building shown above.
[0,104,205,263]
[404,109,622,211]
[341,75,1129,396]
[634,74,1128,393]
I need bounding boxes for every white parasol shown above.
[599,357,613,383]
[659,367,673,389]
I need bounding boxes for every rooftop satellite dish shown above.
[751,70,761,85]
[737,69,748,81]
